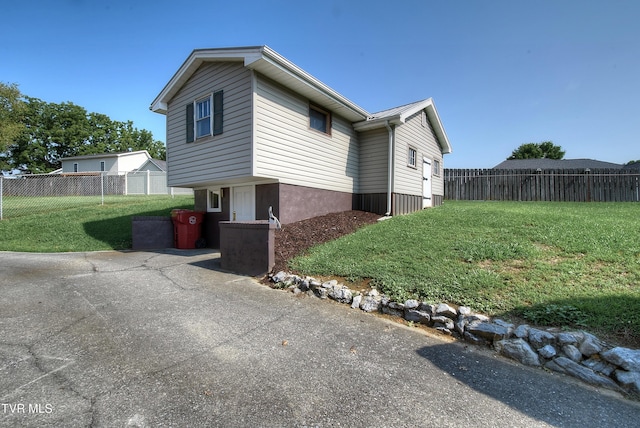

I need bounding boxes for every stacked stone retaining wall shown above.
[270,271,640,397]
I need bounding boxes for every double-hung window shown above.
[408,147,417,168]
[186,90,223,143]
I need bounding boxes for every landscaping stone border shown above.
[269,271,640,397]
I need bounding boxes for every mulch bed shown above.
[271,210,381,274]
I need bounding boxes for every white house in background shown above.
[60,150,153,175]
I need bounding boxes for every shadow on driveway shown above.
[416,342,638,426]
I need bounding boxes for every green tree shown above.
[8,96,166,173]
[0,82,27,170]
[508,141,565,160]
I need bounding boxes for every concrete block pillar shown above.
[219,221,275,276]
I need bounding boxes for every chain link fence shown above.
[0,172,193,220]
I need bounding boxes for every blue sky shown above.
[2,0,639,168]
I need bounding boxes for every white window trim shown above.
[408,146,417,168]
[207,188,222,213]
[433,159,441,176]
[195,94,213,139]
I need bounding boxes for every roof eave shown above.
[150,46,370,122]
[150,46,264,114]
[354,99,452,155]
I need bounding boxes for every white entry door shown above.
[423,157,432,208]
[232,185,255,221]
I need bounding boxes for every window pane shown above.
[196,118,210,138]
[408,148,416,166]
[309,108,327,133]
[196,97,211,138]
[197,99,210,119]
[209,191,219,209]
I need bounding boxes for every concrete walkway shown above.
[1,249,638,427]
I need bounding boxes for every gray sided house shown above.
[151,46,452,247]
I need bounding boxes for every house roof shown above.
[493,159,624,170]
[135,158,167,172]
[60,150,151,162]
[151,46,452,154]
[150,46,369,122]
[353,98,452,154]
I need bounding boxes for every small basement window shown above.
[309,104,331,135]
[207,189,222,212]
[408,147,417,168]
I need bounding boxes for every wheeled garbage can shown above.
[170,209,205,249]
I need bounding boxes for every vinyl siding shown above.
[254,75,358,193]
[116,153,149,173]
[394,111,444,196]
[358,127,388,193]
[165,62,253,187]
[61,153,147,174]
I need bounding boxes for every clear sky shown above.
[2,0,639,168]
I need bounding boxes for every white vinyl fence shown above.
[0,172,192,219]
[125,171,193,196]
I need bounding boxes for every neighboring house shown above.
[493,159,624,170]
[150,46,452,247]
[60,150,154,175]
[134,158,167,172]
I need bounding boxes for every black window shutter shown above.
[213,90,223,135]
[186,103,194,143]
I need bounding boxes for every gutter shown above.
[384,121,394,216]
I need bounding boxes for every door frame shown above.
[231,184,255,221]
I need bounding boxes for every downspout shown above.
[384,121,394,216]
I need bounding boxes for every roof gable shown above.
[150,46,369,122]
[353,98,452,154]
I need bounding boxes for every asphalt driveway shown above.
[1,249,638,427]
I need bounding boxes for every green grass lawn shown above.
[290,201,640,346]
[0,195,194,252]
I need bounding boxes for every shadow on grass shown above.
[83,204,193,250]
[503,295,640,349]
[415,342,639,424]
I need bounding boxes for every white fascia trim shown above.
[353,116,403,131]
[150,47,263,114]
[354,99,452,155]
[150,45,370,121]
[256,46,370,120]
[424,101,452,154]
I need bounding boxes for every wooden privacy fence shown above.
[444,169,640,202]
